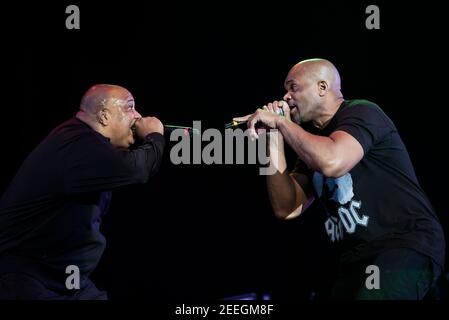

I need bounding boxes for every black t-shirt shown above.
[0,117,165,293]
[293,99,445,268]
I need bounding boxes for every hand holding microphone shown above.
[134,116,164,139]
[134,117,199,139]
[227,101,290,139]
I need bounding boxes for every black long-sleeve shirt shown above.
[0,117,165,293]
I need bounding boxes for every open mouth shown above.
[130,124,137,136]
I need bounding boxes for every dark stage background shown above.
[2,1,448,300]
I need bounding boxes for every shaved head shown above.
[289,58,341,93]
[76,84,142,148]
[80,84,132,114]
[283,58,344,128]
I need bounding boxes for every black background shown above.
[2,1,448,301]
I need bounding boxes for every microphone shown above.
[225,107,285,129]
[164,125,199,136]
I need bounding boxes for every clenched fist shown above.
[134,116,164,139]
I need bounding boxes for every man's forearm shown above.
[276,117,337,176]
[122,133,165,183]
[266,132,298,218]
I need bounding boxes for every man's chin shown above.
[291,114,301,124]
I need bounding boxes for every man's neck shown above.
[312,98,344,130]
[76,111,100,132]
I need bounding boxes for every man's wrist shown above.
[275,115,288,130]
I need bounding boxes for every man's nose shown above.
[133,110,142,120]
[283,92,291,101]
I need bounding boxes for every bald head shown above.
[283,58,344,127]
[76,84,142,148]
[289,58,342,93]
[80,84,132,114]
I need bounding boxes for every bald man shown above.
[0,84,165,299]
[239,59,445,299]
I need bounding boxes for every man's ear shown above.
[97,108,109,126]
[318,80,328,97]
